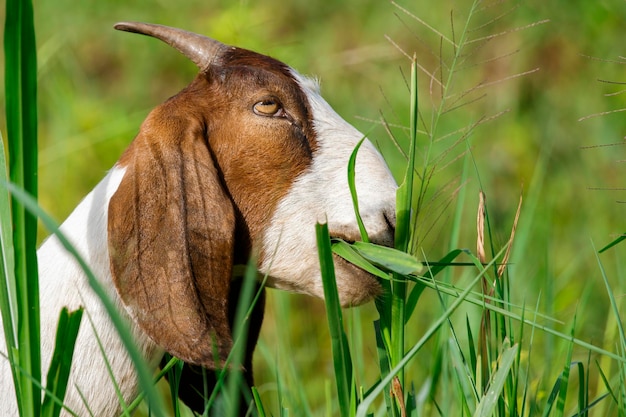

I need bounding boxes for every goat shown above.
[0,22,397,416]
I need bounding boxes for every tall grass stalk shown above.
[1,1,168,414]
[389,56,419,393]
[595,247,626,415]
[2,0,41,414]
[317,223,355,417]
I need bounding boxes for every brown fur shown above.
[108,47,317,369]
[109,106,236,366]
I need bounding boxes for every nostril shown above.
[384,208,396,232]
[368,209,396,248]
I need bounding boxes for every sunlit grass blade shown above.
[316,222,355,417]
[387,55,420,398]
[594,245,626,414]
[473,339,518,417]
[160,354,182,417]
[350,241,422,275]
[594,247,626,354]
[395,56,419,254]
[41,307,83,417]
[3,182,167,417]
[332,240,389,279]
[4,0,41,413]
[405,249,464,322]
[0,131,19,399]
[252,386,266,417]
[347,138,369,243]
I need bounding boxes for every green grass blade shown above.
[347,138,369,243]
[0,131,20,406]
[4,0,38,197]
[388,57,419,392]
[331,240,389,279]
[161,354,181,417]
[594,247,626,354]
[574,361,587,417]
[252,386,266,417]
[316,222,355,417]
[41,307,83,417]
[595,245,626,414]
[374,320,394,415]
[350,241,422,275]
[542,372,563,417]
[395,57,419,254]
[405,249,464,322]
[4,0,41,412]
[594,362,616,403]
[412,271,626,364]
[473,339,518,417]
[598,234,626,253]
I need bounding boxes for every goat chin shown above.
[263,255,383,307]
[0,22,398,416]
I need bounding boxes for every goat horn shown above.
[114,22,230,70]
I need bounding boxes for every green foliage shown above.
[2,0,625,416]
[2,0,41,414]
[311,0,626,416]
[41,308,83,417]
[473,339,518,417]
[317,223,356,417]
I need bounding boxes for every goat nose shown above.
[369,209,396,248]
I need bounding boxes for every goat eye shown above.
[253,100,282,117]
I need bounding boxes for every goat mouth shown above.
[331,251,382,307]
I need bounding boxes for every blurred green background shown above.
[2,0,625,414]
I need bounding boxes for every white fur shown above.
[259,73,398,302]
[0,167,164,416]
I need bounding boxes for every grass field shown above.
[2,0,626,415]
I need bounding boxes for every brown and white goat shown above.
[0,22,397,416]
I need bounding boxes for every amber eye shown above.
[253,99,282,116]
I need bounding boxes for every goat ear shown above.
[108,107,235,368]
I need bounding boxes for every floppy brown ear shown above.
[108,103,235,368]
